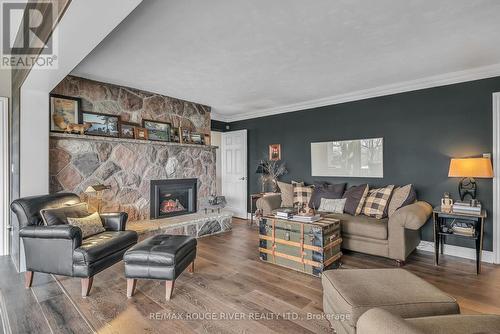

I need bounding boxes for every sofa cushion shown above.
[388,184,417,217]
[318,198,347,214]
[328,213,388,240]
[407,314,500,334]
[40,202,89,226]
[309,182,346,209]
[277,181,294,207]
[362,185,395,219]
[343,184,369,215]
[67,212,105,238]
[321,268,460,328]
[73,230,138,265]
[293,184,313,208]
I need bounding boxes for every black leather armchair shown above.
[11,193,138,297]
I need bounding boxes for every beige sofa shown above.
[357,308,500,334]
[256,194,432,264]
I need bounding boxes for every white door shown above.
[0,97,9,256]
[221,130,247,218]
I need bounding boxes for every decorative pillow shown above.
[318,198,347,214]
[293,184,314,208]
[362,185,395,219]
[277,181,294,207]
[308,182,347,209]
[40,202,89,226]
[343,184,369,216]
[388,184,417,217]
[67,212,105,238]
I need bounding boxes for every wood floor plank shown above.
[2,218,500,333]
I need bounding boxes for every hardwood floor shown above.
[1,218,499,333]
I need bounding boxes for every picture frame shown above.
[170,127,181,143]
[181,128,191,144]
[142,119,171,142]
[50,94,81,132]
[269,144,281,161]
[120,121,139,139]
[134,127,148,140]
[79,111,120,138]
[190,133,203,145]
[204,134,211,146]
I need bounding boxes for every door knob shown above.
[239,176,246,180]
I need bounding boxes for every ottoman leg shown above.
[188,261,195,273]
[165,280,175,301]
[127,279,137,298]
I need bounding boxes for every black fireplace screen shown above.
[150,179,197,219]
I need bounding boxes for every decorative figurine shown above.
[441,192,453,212]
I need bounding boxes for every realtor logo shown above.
[1,0,58,69]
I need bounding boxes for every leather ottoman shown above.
[124,234,197,300]
[321,268,460,334]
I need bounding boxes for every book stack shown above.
[275,208,295,219]
[291,214,322,223]
[452,201,482,215]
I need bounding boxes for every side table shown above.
[432,207,487,274]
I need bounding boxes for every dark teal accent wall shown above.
[230,76,500,251]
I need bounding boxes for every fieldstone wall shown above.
[52,75,211,134]
[49,76,215,221]
[50,134,216,221]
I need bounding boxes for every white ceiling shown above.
[72,0,500,121]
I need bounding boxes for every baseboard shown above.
[417,240,495,264]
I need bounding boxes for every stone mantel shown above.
[50,132,218,150]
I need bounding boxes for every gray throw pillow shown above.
[342,184,369,216]
[309,182,346,209]
[67,212,105,238]
[388,184,417,217]
[40,202,89,226]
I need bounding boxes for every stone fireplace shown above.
[150,178,197,219]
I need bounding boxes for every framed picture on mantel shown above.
[142,119,171,142]
[50,94,81,132]
[79,111,120,138]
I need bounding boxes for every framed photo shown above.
[50,94,81,132]
[142,119,171,142]
[79,111,120,137]
[181,128,191,143]
[269,144,281,161]
[120,121,139,139]
[134,127,148,140]
[191,133,203,145]
[204,134,211,146]
[170,127,181,143]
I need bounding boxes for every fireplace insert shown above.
[150,179,197,219]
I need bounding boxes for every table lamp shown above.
[255,162,267,193]
[85,184,111,212]
[448,157,493,201]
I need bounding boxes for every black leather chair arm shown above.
[20,224,82,240]
[100,212,128,231]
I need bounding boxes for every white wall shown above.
[0,97,8,255]
[0,69,10,98]
[211,131,222,195]
[19,0,142,197]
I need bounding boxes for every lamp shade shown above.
[255,163,266,174]
[448,158,493,178]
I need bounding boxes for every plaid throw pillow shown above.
[362,185,395,219]
[293,184,313,208]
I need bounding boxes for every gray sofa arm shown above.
[389,201,432,230]
[256,194,282,215]
[357,308,423,334]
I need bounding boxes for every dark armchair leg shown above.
[396,260,406,267]
[25,271,34,288]
[81,277,94,297]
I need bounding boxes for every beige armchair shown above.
[357,308,500,334]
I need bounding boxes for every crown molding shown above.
[219,63,500,123]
